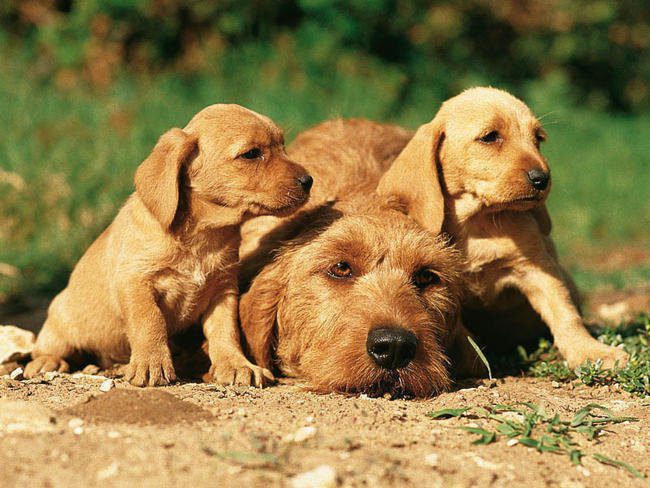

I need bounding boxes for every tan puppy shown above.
[24,104,312,386]
[377,87,628,368]
[236,120,479,397]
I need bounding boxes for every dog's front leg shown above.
[121,281,176,387]
[509,259,628,369]
[202,288,275,387]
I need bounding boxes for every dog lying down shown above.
[25,104,312,387]
[236,121,481,397]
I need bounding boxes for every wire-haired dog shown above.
[237,121,478,397]
[25,104,312,386]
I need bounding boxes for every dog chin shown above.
[250,195,309,217]
[317,367,450,399]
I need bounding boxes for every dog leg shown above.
[203,289,275,387]
[121,282,176,387]
[510,260,628,369]
[24,318,72,378]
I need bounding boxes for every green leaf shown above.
[427,408,469,419]
[460,427,496,445]
[518,437,540,448]
[569,449,583,465]
[496,422,518,437]
[467,336,492,380]
[593,454,646,479]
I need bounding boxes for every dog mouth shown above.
[252,194,309,217]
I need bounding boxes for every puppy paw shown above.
[209,360,275,388]
[24,355,70,378]
[125,350,176,387]
[565,342,629,370]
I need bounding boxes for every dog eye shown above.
[534,131,546,146]
[327,261,353,279]
[478,131,502,144]
[240,148,262,160]
[412,268,441,289]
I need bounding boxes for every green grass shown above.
[428,402,645,478]
[0,43,649,303]
[500,314,649,397]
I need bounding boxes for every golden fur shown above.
[237,120,482,397]
[372,87,626,368]
[24,104,311,386]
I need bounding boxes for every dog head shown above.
[134,104,312,231]
[239,196,464,397]
[378,87,551,233]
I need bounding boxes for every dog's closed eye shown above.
[534,129,546,147]
[477,130,502,144]
[412,268,441,289]
[240,147,263,160]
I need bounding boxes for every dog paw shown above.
[125,351,176,387]
[24,355,70,378]
[565,342,629,370]
[209,360,275,388]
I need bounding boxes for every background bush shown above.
[0,0,648,306]
[1,0,648,112]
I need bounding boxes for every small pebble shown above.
[43,371,59,382]
[424,453,439,467]
[9,367,23,380]
[99,379,114,392]
[291,465,337,488]
[551,381,561,388]
[107,431,121,439]
[68,418,84,429]
[507,439,519,447]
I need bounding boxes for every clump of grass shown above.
[427,402,645,478]
[516,314,649,397]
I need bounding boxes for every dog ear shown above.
[531,205,552,235]
[134,128,197,230]
[239,259,287,370]
[376,120,446,233]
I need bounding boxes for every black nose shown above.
[527,169,549,191]
[366,327,418,370]
[297,174,313,192]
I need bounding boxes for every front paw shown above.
[565,342,629,370]
[126,350,176,387]
[209,360,275,388]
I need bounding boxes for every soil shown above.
[0,371,648,487]
[0,286,648,487]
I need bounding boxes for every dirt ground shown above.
[0,372,648,488]
[0,288,648,487]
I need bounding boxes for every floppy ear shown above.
[134,128,197,230]
[531,204,552,235]
[239,259,286,370]
[376,119,446,233]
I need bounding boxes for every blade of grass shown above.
[592,453,646,479]
[467,335,492,380]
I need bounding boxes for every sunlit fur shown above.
[25,104,311,387]
[239,120,468,398]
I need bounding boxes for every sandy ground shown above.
[0,372,648,488]
[0,286,648,487]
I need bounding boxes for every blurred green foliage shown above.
[1,0,648,112]
[0,1,648,304]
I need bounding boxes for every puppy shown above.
[237,120,477,397]
[376,87,628,368]
[24,104,312,386]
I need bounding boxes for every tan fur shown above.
[237,120,483,397]
[24,104,312,386]
[375,87,627,369]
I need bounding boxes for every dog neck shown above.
[172,194,243,240]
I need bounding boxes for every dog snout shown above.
[366,326,418,370]
[297,174,313,193]
[527,168,549,191]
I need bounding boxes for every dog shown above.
[237,120,480,397]
[24,104,312,386]
[373,87,628,368]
